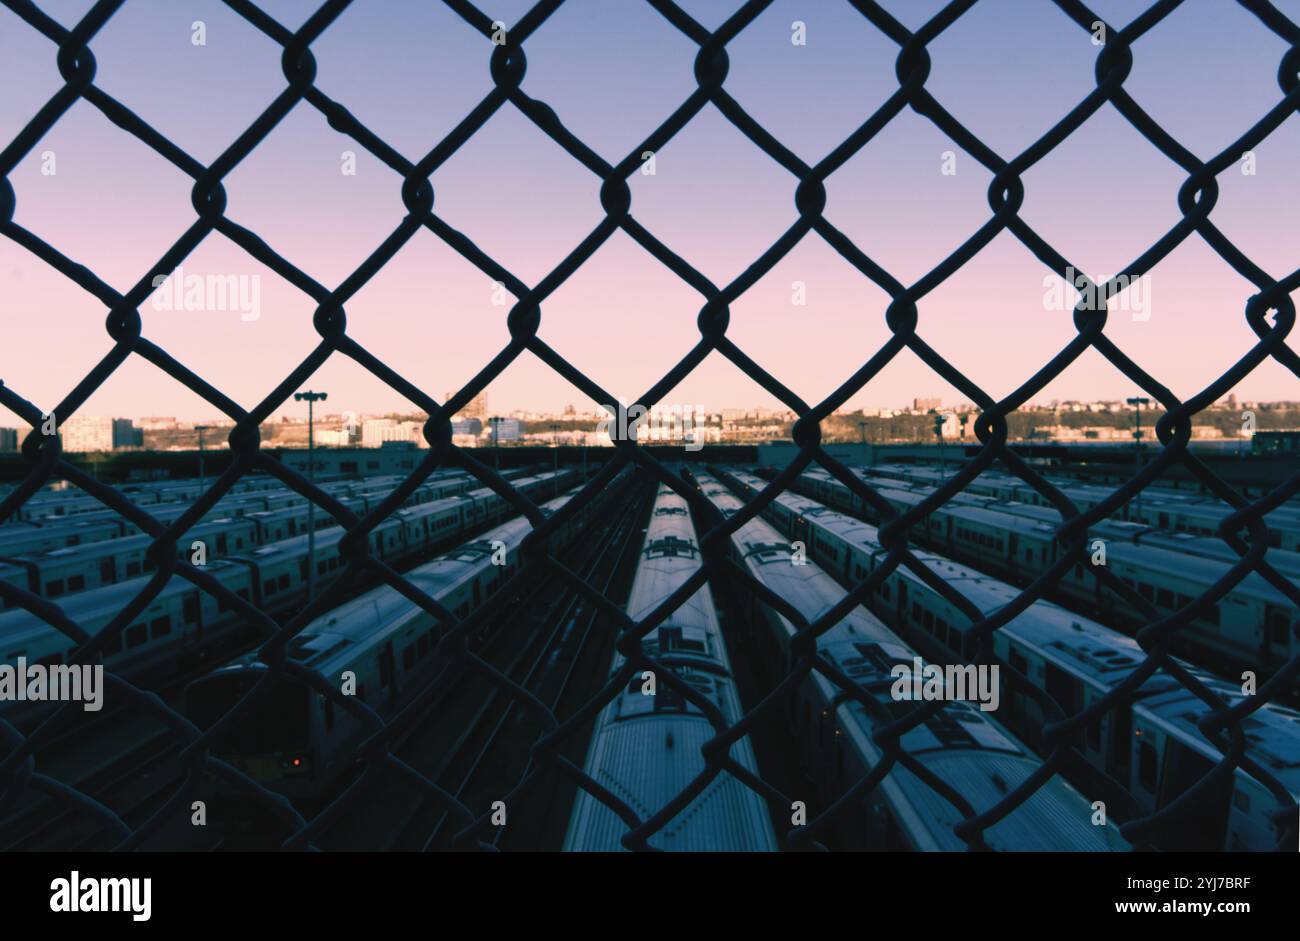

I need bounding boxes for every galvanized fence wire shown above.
[0,0,1296,852]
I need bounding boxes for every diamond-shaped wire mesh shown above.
[1,0,1298,852]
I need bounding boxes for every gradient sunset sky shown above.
[1,0,1297,426]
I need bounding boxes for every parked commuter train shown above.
[0,471,577,726]
[690,473,1128,851]
[791,467,1299,680]
[0,468,523,604]
[565,485,777,851]
[718,467,1300,851]
[182,478,619,799]
[867,464,1300,550]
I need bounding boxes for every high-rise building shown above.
[459,391,488,421]
[59,416,141,452]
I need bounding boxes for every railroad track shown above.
[0,727,178,851]
[427,482,650,851]
[0,485,596,851]
[315,480,650,851]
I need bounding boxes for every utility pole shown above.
[294,390,327,604]
[1126,396,1149,521]
[489,416,501,471]
[195,425,209,490]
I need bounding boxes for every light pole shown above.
[294,390,327,603]
[934,413,947,481]
[489,416,501,471]
[551,423,560,495]
[1126,396,1150,521]
[195,424,210,489]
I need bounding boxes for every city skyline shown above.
[2,0,1298,428]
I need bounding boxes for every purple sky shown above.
[2,0,1297,425]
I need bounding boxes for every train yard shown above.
[0,458,1296,852]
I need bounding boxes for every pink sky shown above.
[1,0,1297,427]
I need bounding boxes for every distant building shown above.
[361,418,423,448]
[913,398,941,412]
[448,391,488,421]
[136,417,178,431]
[0,427,17,452]
[59,416,141,452]
[486,418,521,443]
[314,429,353,447]
[451,418,482,436]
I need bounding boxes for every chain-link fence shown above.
[1,0,1298,852]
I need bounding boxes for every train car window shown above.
[654,685,687,713]
[923,610,934,631]
[911,602,922,622]
[102,632,122,656]
[277,574,289,591]
[183,593,199,624]
[263,580,275,596]
[125,624,147,648]
[1086,718,1101,751]
[126,562,140,577]
[1157,588,1174,609]
[47,579,65,597]
[1202,604,1220,626]
[324,697,335,732]
[150,617,171,638]
[1137,740,1157,792]
[403,645,417,670]
[1138,583,1153,602]
[1044,663,1078,714]
[1009,648,1028,677]
[68,575,85,591]
[881,582,890,600]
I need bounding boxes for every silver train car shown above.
[0,518,126,559]
[795,467,1299,680]
[183,486,608,798]
[720,467,1300,851]
[565,485,777,852]
[866,464,1300,549]
[692,473,1127,851]
[0,468,525,603]
[0,471,576,725]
